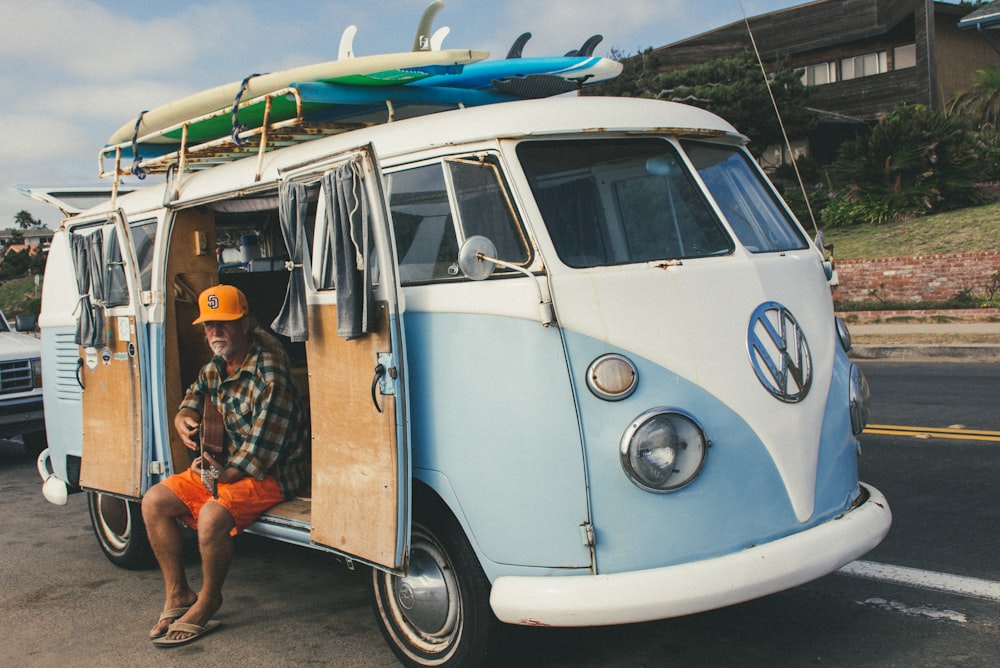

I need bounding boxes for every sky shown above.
[0,0,968,227]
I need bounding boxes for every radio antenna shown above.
[739,1,820,236]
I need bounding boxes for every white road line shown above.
[856,597,968,624]
[838,560,1000,603]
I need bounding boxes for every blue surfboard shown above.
[410,55,623,95]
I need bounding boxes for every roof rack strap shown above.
[130,111,148,180]
[232,73,265,146]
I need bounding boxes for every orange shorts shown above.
[160,467,285,536]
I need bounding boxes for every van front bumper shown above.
[490,482,890,627]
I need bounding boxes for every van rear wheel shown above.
[371,511,499,667]
[87,491,153,570]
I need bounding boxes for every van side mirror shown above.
[458,235,499,281]
[456,235,556,327]
[15,314,37,332]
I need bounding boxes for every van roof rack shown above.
[98,87,379,189]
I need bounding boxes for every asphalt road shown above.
[2,361,998,667]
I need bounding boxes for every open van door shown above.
[75,210,150,498]
[297,145,410,572]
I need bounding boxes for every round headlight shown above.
[620,409,709,493]
[849,363,871,436]
[586,354,638,401]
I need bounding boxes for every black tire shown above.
[86,491,154,570]
[21,431,47,458]
[371,506,500,667]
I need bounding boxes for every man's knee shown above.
[142,482,182,521]
[197,501,236,539]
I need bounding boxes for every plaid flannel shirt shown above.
[180,342,310,499]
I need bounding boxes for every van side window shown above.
[104,227,129,307]
[389,155,529,284]
[388,164,458,283]
[103,219,156,306]
[682,141,807,253]
[131,220,157,293]
[447,157,529,265]
[517,139,732,268]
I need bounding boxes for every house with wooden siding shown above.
[646,0,999,162]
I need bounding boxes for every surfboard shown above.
[410,55,623,96]
[106,49,488,148]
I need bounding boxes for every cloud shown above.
[0,0,199,82]
[0,114,89,164]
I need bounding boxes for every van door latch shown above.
[371,353,397,414]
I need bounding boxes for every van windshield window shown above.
[682,141,807,253]
[517,138,732,268]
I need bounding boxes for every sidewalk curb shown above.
[849,344,1000,362]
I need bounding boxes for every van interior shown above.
[164,196,313,525]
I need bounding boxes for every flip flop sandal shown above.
[149,607,191,639]
[152,620,222,647]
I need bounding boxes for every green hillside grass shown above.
[818,201,1000,260]
[0,276,41,319]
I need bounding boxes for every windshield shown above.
[683,140,807,253]
[517,138,733,268]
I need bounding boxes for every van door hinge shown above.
[579,521,595,547]
[148,460,167,475]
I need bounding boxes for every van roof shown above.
[85,96,745,219]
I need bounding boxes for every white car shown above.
[0,309,45,454]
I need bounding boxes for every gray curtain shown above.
[272,181,310,342]
[322,159,373,339]
[71,230,106,348]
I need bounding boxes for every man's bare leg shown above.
[141,484,199,637]
[161,500,236,641]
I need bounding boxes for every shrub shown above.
[830,103,985,224]
[821,193,907,227]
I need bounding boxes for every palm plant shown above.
[827,103,984,225]
[949,65,1000,127]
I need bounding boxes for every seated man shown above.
[142,284,310,647]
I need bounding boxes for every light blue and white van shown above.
[34,95,890,667]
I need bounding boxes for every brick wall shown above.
[832,251,1000,303]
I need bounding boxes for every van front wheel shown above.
[87,491,153,570]
[371,513,499,667]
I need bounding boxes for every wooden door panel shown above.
[79,316,143,497]
[306,301,400,566]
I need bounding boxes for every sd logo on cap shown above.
[192,285,249,325]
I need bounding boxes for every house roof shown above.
[958,1,1000,30]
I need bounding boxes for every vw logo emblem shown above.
[747,302,812,403]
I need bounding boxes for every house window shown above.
[894,43,916,70]
[840,51,888,80]
[802,62,837,86]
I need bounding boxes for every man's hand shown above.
[174,409,201,450]
[193,451,246,496]
[196,452,221,498]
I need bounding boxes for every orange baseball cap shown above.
[192,285,249,324]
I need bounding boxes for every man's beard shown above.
[209,337,236,360]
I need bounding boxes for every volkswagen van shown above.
[33,95,890,666]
